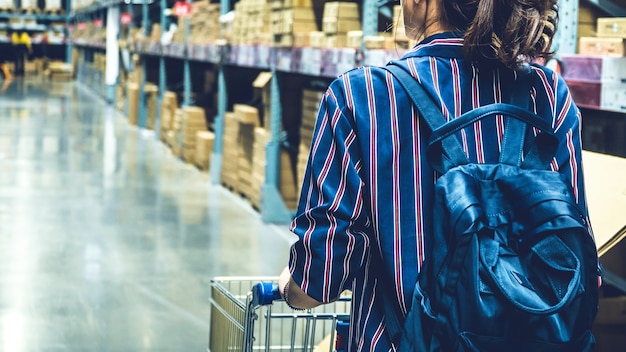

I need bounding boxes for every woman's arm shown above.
[278,266,322,310]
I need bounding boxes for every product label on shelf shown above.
[173,1,192,17]
[256,45,270,68]
[276,48,292,72]
[120,13,132,25]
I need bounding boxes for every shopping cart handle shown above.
[252,282,282,306]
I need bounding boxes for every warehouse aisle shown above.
[0,78,294,351]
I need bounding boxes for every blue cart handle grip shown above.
[252,282,282,306]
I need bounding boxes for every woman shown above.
[278,0,588,350]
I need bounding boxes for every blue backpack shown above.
[383,63,599,351]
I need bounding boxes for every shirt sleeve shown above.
[550,74,589,219]
[288,77,370,304]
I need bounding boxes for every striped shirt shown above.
[288,32,588,352]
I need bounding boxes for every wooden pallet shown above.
[20,7,40,14]
[221,181,236,193]
[43,7,64,15]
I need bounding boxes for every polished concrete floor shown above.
[0,77,294,351]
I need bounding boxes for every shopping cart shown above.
[209,277,351,352]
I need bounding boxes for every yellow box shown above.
[597,17,626,38]
[323,2,359,19]
[579,37,626,57]
[322,18,361,34]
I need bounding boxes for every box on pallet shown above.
[252,72,272,129]
[561,55,626,83]
[44,0,62,11]
[127,83,140,125]
[194,131,215,171]
[582,151,626,352]
[182,106,208,163]
[221,112,240,191]
[323,2,359,19]
[579,37,626,57]
[597,17,626,38]
[160,91,178,140]
[144,83,159,130]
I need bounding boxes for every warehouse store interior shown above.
[0,0,625,350]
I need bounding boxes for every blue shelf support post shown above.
[66,0,73,63]
[553,0,578,56]
[210,63,226,184]
[105,5,121,104]
[138,0,150,127]
[182,2,192,107]
[261,69,292,223]
[156,0,168,139]
[209,0,230,184]
[362,0,378,38]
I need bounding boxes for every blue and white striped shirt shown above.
[288,32,588,351]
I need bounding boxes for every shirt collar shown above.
[403,32,465,59]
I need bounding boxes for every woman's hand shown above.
[277,266,323,310]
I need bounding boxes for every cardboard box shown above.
[346,30,362,48]
[583,151,626,352]
[323,2,359,19]
[252,72,272,129]
[234,104,261,126]
[364,35,386,49]
[561,55,626,83]
[322,18,361,34]
[144,83,158,130]
[579,37,626,57]
[601,83,626,113]
[127,83,140,125]
[194,131,215,171]
[310,31,326,48]
[597,17,626,38]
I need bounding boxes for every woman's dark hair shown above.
[440,0,558,69]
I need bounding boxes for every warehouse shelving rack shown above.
[69,0,623,223]
[0,0,71,62]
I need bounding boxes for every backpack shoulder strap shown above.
[386,62,559,170]
[384,63,470,174]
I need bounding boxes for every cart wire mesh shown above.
[209,277,351,352]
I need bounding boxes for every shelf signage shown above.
[94,19,104,28]
[78,22,87,30]
[121,13,132,25]
[173,1,192,17]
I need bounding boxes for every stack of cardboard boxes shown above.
[235,104,261,199]
[181,107,208,162]
[230,0,272,45]
[172,1,220,44]
[221,112,241,190]
[168,109,184,157]
[127,83,140,125]
[160,91,178,142]
[144,83,159,130]
[321,2,360,48]
[251,127,269,209]
[563,8,626,121]
[194,131,215,171]
[270,0,318,47]
[297,88,323,194]
[578,4,626,57]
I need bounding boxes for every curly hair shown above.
[439,0,559,69]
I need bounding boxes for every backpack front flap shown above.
[426,163,598,351]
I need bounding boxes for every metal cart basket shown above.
[209,277,351,352]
